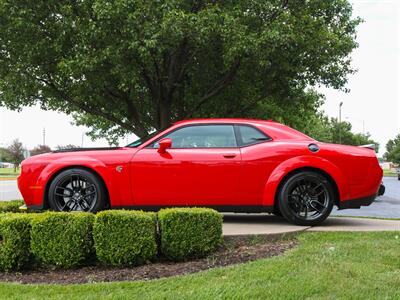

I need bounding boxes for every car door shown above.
[235,124,275,205]
[130,124,242,207]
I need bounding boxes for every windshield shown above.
[126,130,159,148]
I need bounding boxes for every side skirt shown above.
[111,205,275,214]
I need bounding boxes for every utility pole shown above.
[339,102,343,144]
[81,132,84,148]
[43,128,46,146]
[362,120,365,135]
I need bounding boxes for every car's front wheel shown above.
[277,171,334,226]
[48,168,107,212]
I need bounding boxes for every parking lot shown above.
[1,176,399,218]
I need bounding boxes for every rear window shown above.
[237,125,271,146]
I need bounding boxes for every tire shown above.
[277,171,334,226]
[48,168,107,212]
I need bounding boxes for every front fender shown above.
[34,156,113,207]
[262,155,349,206]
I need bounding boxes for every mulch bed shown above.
[0,234,298,284]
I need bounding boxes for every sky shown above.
[0,0,399,156]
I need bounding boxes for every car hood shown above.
[52,147,121,153]
[22,147,133,165]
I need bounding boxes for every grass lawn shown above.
[383,169,397,177]
[0,167,20,175]
[0,232,399,299]
[0,167,20,180]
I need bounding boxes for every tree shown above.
[7,139,25,172]
[305,117,380,153]
[30,145,52,156]
[0,0,360,144]
[384,134,400,164]
[0,147,11,162]
[55,144,79,150]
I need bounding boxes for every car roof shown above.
[174,118,274,126]
[172,118,314,141]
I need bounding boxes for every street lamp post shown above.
[339,102,343,144]
[43,128,46,146]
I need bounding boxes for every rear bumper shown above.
[338,194,376,210]
[378,184,385,196]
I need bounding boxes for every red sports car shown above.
[18,119,383,225]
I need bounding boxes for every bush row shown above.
[0,200,25,213]
[0,208,222,271]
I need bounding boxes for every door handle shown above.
[223,154,237,158]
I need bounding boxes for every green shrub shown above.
[30,212,94,268]
[0,213,31,271]
[93,210,157,266]
[158,208,223,261]
[0,200,25,213]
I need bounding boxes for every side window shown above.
[237,125,270,146]
[152,125,237,148]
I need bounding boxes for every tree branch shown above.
[35,75,138,133]
[184,58,241,118]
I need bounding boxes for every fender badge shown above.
[116,166,123,173]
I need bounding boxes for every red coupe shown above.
[18,119,383,225]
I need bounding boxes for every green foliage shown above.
[7,139,25,170]
[158,208,222,261]
[384,134,400,164]
[0,147,11,162]
[30,145,52,156]
[30,212,94,268]
[93,210,157,266]
[0,0,361,144]
[0,200,25,213]
[304,115,380,152]
[0,213,31,271]
[55,144,79,150]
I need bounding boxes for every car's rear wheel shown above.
[48,168,107,212]
[277,171,334,226]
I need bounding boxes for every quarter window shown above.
[237,125,270,146]
[152,125,237,148]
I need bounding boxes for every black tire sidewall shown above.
[278,171,334,226]
[48,168,106,212]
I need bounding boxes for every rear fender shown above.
[262,155,349,206]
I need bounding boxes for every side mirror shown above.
[158,138,172,154]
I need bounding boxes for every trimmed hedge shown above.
[93,210,157,266]
[30,212,94,268]
[0,207,223,271]
[158,208,223,261]
[0,213,31,271]
[0,200,25,213]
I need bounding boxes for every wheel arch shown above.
[262,155,349,207]
[273,167,340,209]
[43,165,110,209]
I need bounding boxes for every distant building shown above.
[380,161,396,170]
[0,162,14,168]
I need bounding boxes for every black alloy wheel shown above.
[278,171,334,226]
[48,168,107,212]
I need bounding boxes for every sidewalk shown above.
[222,214,400,236]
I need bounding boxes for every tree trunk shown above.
[159,99,172,131]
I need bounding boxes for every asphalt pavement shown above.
[333,176,400,218]
[0,179,22,201]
